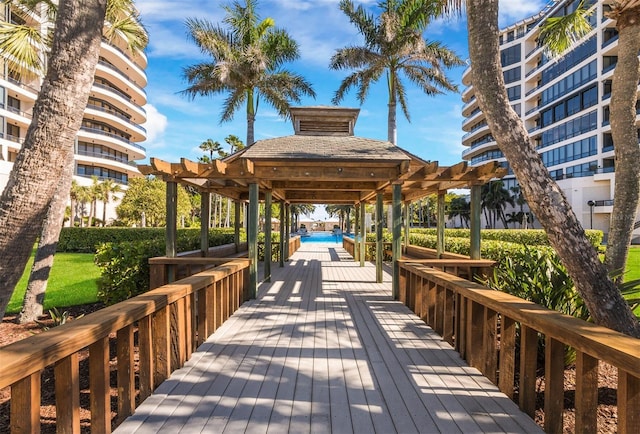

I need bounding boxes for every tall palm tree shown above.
[182,0,316,146]
[0,0,147,319]
[437,0,639,337]
[225,134,245,154]
[447,196,470,228]
[481,181,514,229]
[326,204,353,232]
[100,179,122,226]
[199,138,223,162]
[330,0,463,145]
[539,1,640,282]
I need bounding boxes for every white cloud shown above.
[499,0,548,23]
[141,104,168,148]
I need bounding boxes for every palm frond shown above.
[0,22,46,74]
[330,46,379,70]
[394,77,411,121]
[104,15,148,54]
[539,0,594,57]
[221,88,247,123]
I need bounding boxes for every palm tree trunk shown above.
[466,0,640,337]
[18,156,74,323]
[0,0,107,319]
[247,89,255,145]
[605,7,640,280]
[102,195,108,227]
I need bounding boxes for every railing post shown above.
[11,372,41,434]
[279,201,285,267]
[544,336,565,433]
[248,183,259,298]
[138,315,154,400]
[519,325,538,418]
[498,316,516,399]
[359,202,366,267]
[436,190,446,258]
[264,190,272,282]
[618,370,640,434]
[89,337,111,434]
[117,324,135,422]
[392,184,402,299]
[354,203,360,262]
[153,306,171,386]
[376,192,384,283]
[575,351,598,433]
[166,180,178,282]
[201,191,210,256]
[55,353,80,433]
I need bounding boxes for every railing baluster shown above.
[618,369,640,434]
[153,306,171,386]
[197,287,208,346]
[544,336,565,433]
[575,350,598,433]
[216,280,224,329]
[443,287,454,345]
[519,325,538,418]
[138,315,154,400]
[483,308,498,383]
[117,324,135,422]
[11,371,41,434]
[498,315,516,398]
[468,301,484,370]
[89,337,111,434]
[55,353,80,433]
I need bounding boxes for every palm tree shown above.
[481,181,514,229]
[437,0,639,336]
[225,134,245,154]
[0,0,147,319]
[326,204,354,232]
[290,204,315,232]
[199,138,223,162]
[447,196,470,228]
[330,0,463,145]
[539,1,640,282]
[100,179,122,226]
[182,0,316,146]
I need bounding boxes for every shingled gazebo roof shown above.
[139,106,505,204]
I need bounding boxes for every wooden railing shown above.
[342,236,392,260]
[399,262,640,434]
[0,258,250,434]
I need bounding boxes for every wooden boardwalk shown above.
[115,243,542,434]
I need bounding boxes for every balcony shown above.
[86,103,146,134]
[79,126,146,153]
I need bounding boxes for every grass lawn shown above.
[6,252,100,314]
[624,246,640,281]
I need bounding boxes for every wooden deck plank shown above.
[115,242,542,434]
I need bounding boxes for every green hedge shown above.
[58,227,243,253]
[409,228,603,248]
[94,228,242,304]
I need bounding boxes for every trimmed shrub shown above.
[94,228,242,304]
[409,228,603,248]
[59,227,241,253]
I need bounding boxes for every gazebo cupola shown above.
[290,106,359,136]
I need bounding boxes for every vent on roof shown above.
[298,120,351,136]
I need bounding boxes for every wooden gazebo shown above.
[140,106,506,296]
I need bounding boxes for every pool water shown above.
[300,231,345,243]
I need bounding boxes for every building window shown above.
[503,67,521,84]
[507,86,521,101]
[500,45,521,67]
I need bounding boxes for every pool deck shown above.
[115,243,542,434]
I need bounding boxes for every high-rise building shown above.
[460,0,639,240]
[0,2,147,224]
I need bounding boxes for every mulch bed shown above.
[0,304,620,433]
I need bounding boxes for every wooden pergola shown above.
[140,106,506,297]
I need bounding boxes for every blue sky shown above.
[135,0,549,169]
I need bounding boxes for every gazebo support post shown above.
[284,203,290,261]
[403,202,410,254]
[200,191,210,257]
[470,184,482,260]
[376,193,383,283]
[436,190,446,258]
[359,203,366,267]
[279,202,285,267]
[248,183,259,299]
[354,203,360,262]
[392,184,402,299]
[264,191,272,282]
[166,180,177,283]
[234,201,241,253]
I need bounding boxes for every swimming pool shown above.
[299,231,346,243]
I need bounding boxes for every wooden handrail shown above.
[1,258,250,433]
[399,262,640,433]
